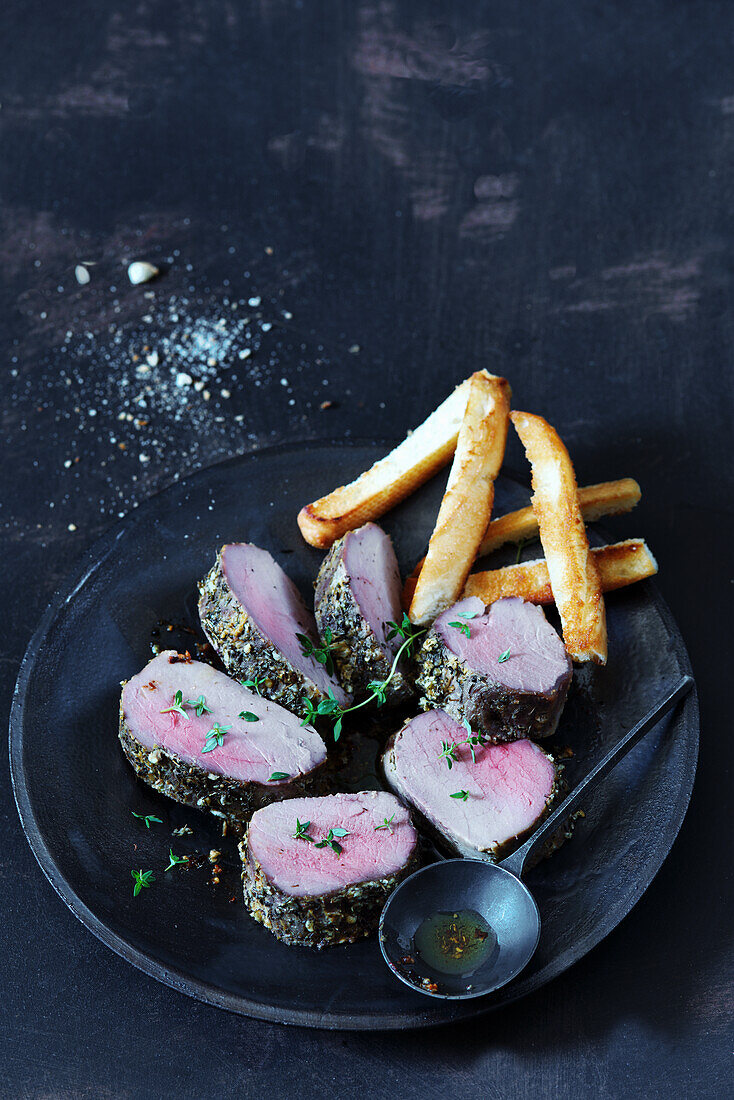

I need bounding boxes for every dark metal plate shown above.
[8,442,698,1029]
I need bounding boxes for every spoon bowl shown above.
[379,859,540,999]
[379,675,694,999]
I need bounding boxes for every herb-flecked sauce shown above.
[413,909,496,976]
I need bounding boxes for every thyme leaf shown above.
[498,648,511,663]
[374,813,396,833]
[385,613,424,657]
[296,628,336,677]
[238,711,260,722]
[241,675,265,695]
[131,869,155,896]
[185,694,211,717]
[268,771,291,782]
[314,827,349,854]
[131,812,163,829]
[160,689,187,717]
[450,790,469,801]
[439,740,460,770]
[448,620,472,638]
[292,818,313,842]
[301,627,426,741]
[201,722,232,753]
[164,850,189,872]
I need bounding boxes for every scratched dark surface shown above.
[0,2,732,1098]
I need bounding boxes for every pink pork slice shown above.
[220,543,349,703]
[122,651,327,785]
[246,791,417,897]
[341,523,404,653]
[382,709,558,860]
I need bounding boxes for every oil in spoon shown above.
[413,909,497,976]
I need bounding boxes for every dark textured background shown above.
[1,2,732,1097]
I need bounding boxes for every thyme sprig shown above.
[296,628,336,677]
[439,740,460,770]
[314,827,349,854]
[201,722,232,753]
[385,613,424,657]
[131,812,163,829]
[165,850,189,872]
[450,790,469,801]
[292,818,313,842]
[185,694,211,717]
[160,689,188,717]
[241,675,266,695]
[300,627,426,741]
[374,814,396,833]
[131,869,155,896]
[448,608,482,638]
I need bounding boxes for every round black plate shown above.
[9,442,698,1029]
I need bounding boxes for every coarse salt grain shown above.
[127,261,159,285]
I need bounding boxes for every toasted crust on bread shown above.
[510,410,607,664]
[462,539,658,605]
[402,476,642,605]
[479,477,641,556]
[408,373,511,626]
[297,377,474,549]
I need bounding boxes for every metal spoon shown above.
[379,675,694,1000]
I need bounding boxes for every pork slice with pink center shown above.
[315,523,412,703]
[415,596,572,741]
[240,791,420,948]
[119,651,328,829]
[198,543,350,721]
[382,709,559,860]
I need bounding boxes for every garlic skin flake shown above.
[127,260,159,285]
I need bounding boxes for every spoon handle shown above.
[500,674,695,880]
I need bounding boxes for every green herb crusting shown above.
[201,722,232,754]
[131,869,155,896]
[160,690,188,717]
[131,812,163,829]
[164,850,189,872]
[300,623,426,741]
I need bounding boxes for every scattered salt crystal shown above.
[248,296,261,307]
[349,344,360,354]
[194,380,205,392]
[238,348,251,360]
[280,377,288,386]
[68,523,77,532]
[220,389,231,398]
[202,389,211,400]
[175,372,193,387]
[127,261,159,285]
[139,453,150,463]
[75,265,90,286]
[146,350,159,367]
[261,322,272,332]
[64,459,72,468]
[282,310,293,320]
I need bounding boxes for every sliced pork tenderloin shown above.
[198,543,350,721]
[119,651,328,831]
[314,523,412,704]
[415,596,572,741]
[240,791,420,948]
[382,709,560,861]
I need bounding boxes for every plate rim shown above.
[8,439,700,1030]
